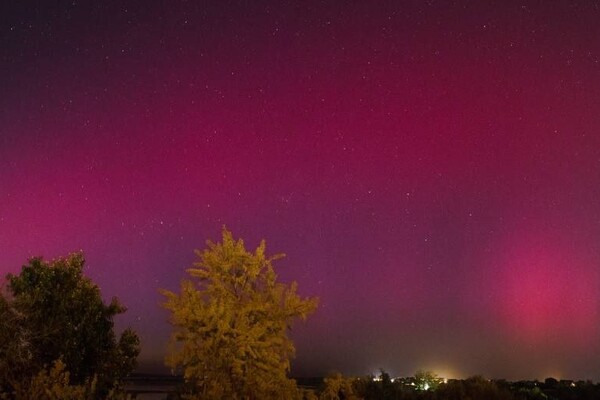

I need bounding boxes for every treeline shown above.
[302,372,600,400]
[1,229,599,399]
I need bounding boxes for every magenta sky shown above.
[2,1,600,380]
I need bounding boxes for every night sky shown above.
[2,1,600,380]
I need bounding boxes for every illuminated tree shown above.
[319,372,360,400]
[413,370,443,391]
[0,253,140,396]
[8,359,133,400]
[161,228,318,399]
[10,360,96,400]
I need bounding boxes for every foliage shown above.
[0,294,28,385]
[6,359,96,400]
[0,253,140,396]
[414,370,444,391]
[436,376,520,400]
[161,228,318,399]
[319,372,360,400]
[0,359,133,400]
[300,388,319,400]
[314,371,523,400]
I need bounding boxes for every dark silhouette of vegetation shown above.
[161,228,318,399]
[0,253,139,398]
[317,370,600,400]
[2,247,600,400]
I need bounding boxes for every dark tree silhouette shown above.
[0,253,139,396]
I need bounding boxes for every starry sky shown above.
[2,1,600,380]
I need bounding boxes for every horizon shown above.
[130,363,600,384]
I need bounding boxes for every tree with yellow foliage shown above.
[6,359,133,400]
[319,373,360,400]
[161,228,318,400]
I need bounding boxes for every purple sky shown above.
[2,1,600,380]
